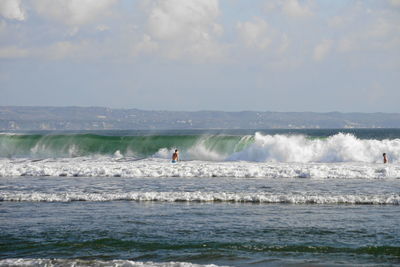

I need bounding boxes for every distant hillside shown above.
[0,106,399,130]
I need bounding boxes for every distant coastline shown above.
[1,106,399,130]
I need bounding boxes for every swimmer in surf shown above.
[383,153,388,164]
[172,149,179,163]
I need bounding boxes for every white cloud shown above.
[132,34,159,56]
[236,17,290,59]
[0,0,25,21]
[0,46,28,58]
[96,25,110,32]
[12,40,101,60]
[313,39,333,61]
[0,42,86,60]
[388,0,400,7]
[328,15,353,28]
[33,0,117,25]
[263,1,277,12]
[337,38,355,53]
[282,0,313,18]
[45,41,83,59]
[44,39,121,60]
[0,39,123,60]
[147,0,220,41]
[278,33,290,54]
[237,17,272,50]
[143,0,224,60]
[326,1,397,57]
[334,9,400,54]
[366,18,393,38]
[0,20,6,32]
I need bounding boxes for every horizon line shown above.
[1,105,399,115]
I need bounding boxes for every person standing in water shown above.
[172,149,179,163]
[383,153,388,164]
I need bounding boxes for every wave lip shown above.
[0,259,229,267]
[1,192,399,205]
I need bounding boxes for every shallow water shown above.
[1,176,400,204]
[1,176,400,266]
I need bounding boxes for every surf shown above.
[1,158,399,178]
[0,132,399,163]
[2,191,399,205]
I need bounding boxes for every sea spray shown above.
[227,132,400,163]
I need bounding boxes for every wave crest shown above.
[227,133,400,163]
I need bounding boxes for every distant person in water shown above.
[383,153,388,164]
[172,149,179,163]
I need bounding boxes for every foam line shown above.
[0,259,228,267]
[1,191,399,204]
[1,158,399,179]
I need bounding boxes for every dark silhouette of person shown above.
[172,149,179,163]
[383,153,388,164]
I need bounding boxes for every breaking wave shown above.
[0,133,250,160]
[228,132,400,163]
[0,132,399,163]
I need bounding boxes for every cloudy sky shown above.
[0,0,399,112]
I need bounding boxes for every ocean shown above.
[0,129,399,266]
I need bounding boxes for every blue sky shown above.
[0,0,399,112]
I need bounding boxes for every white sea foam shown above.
[227,133,400,163]
[153,140,226,161]
[0,157,399,179]
[0,132,24,135]
[0,259,229,267]
[1,191,399,205]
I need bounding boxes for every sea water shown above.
[0,129,399,266]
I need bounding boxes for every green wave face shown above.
[0,134,254,159]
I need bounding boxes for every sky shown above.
[0,0,399,112]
